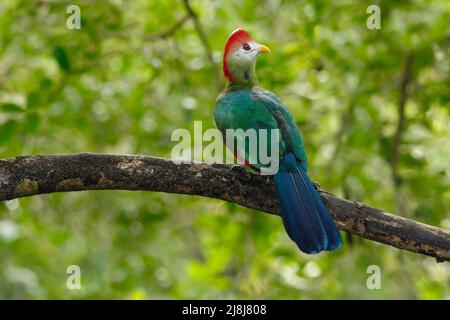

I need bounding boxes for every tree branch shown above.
[145,1,221,88]
[147,14,191,40]
[390,53,413,180]
[390,53,414,216]
[0,153,449,262]
[182,0,221,87]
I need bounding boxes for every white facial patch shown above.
[231,41,259,62]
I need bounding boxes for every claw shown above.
[229,164,245,172]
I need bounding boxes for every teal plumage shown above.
[215,29,342,253]
[215,87,307,172]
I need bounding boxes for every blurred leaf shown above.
[53,45,71,72]
[1,103,24,113]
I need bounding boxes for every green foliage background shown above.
[0,0,449,299]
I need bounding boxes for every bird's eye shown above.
[242,43,251,51]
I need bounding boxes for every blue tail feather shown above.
[274,153,342,253]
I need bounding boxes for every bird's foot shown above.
[244,166,260,175]
[312,181,321,190]
[313,182,336,196]
[229,164,256,182]
[229,164,246,172]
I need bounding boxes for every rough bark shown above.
[0,153,449,262]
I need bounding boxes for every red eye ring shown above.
[242,43,251,51]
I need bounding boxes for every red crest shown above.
[223,29,253,83]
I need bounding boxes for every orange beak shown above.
[258,44,271,53]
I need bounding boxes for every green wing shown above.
[214,87,307,172]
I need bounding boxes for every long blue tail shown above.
[274,153,342,254]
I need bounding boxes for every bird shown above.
[214,28,342,254]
